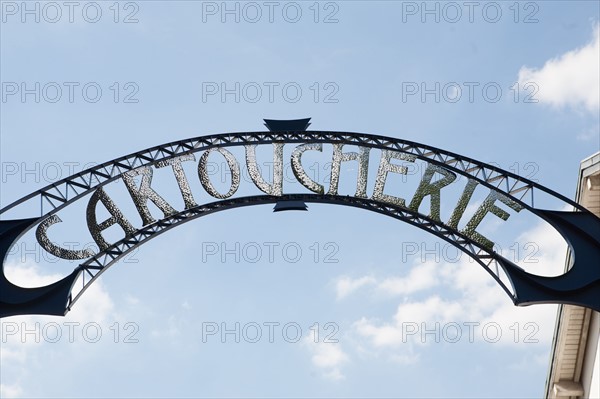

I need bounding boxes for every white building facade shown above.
[545,152,600,398]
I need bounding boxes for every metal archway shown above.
[1,118,599,317]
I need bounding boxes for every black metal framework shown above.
[0,130,588,217]
[69,194,508,312]
[1,126,599,317]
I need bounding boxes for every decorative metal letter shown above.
[408,164,457,221]
[372,150,416,207]
[245,144,284,196]
[198,148,241,199]
[327,144,370,198]
[291,143,324,194]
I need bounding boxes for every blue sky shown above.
[1,1,599,398]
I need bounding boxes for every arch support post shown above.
[0,218,80,318]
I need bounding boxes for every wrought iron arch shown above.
[1,119,599,317]
[69,194,514,312]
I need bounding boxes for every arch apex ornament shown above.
[1,118,599,318]
[273,200,308,212]
[264,118,311,131]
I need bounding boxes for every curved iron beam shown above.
[68,194,510,313]
[0,130,588,219]
[1,129,599,317]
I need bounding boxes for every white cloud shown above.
[334,261,441,301]
[354,317,404,348]
[518,23,600,113]
[392,295,465,325]
[354,295,466,349]
[512,220,569,277]
[0,261,115,398]
[311,343,348,368]
[376,261,440,296]
[334,275,376,300]
[0,383,23,399]
[350,220,569,356]
[303,336,349,381]
[3,261,64,288]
